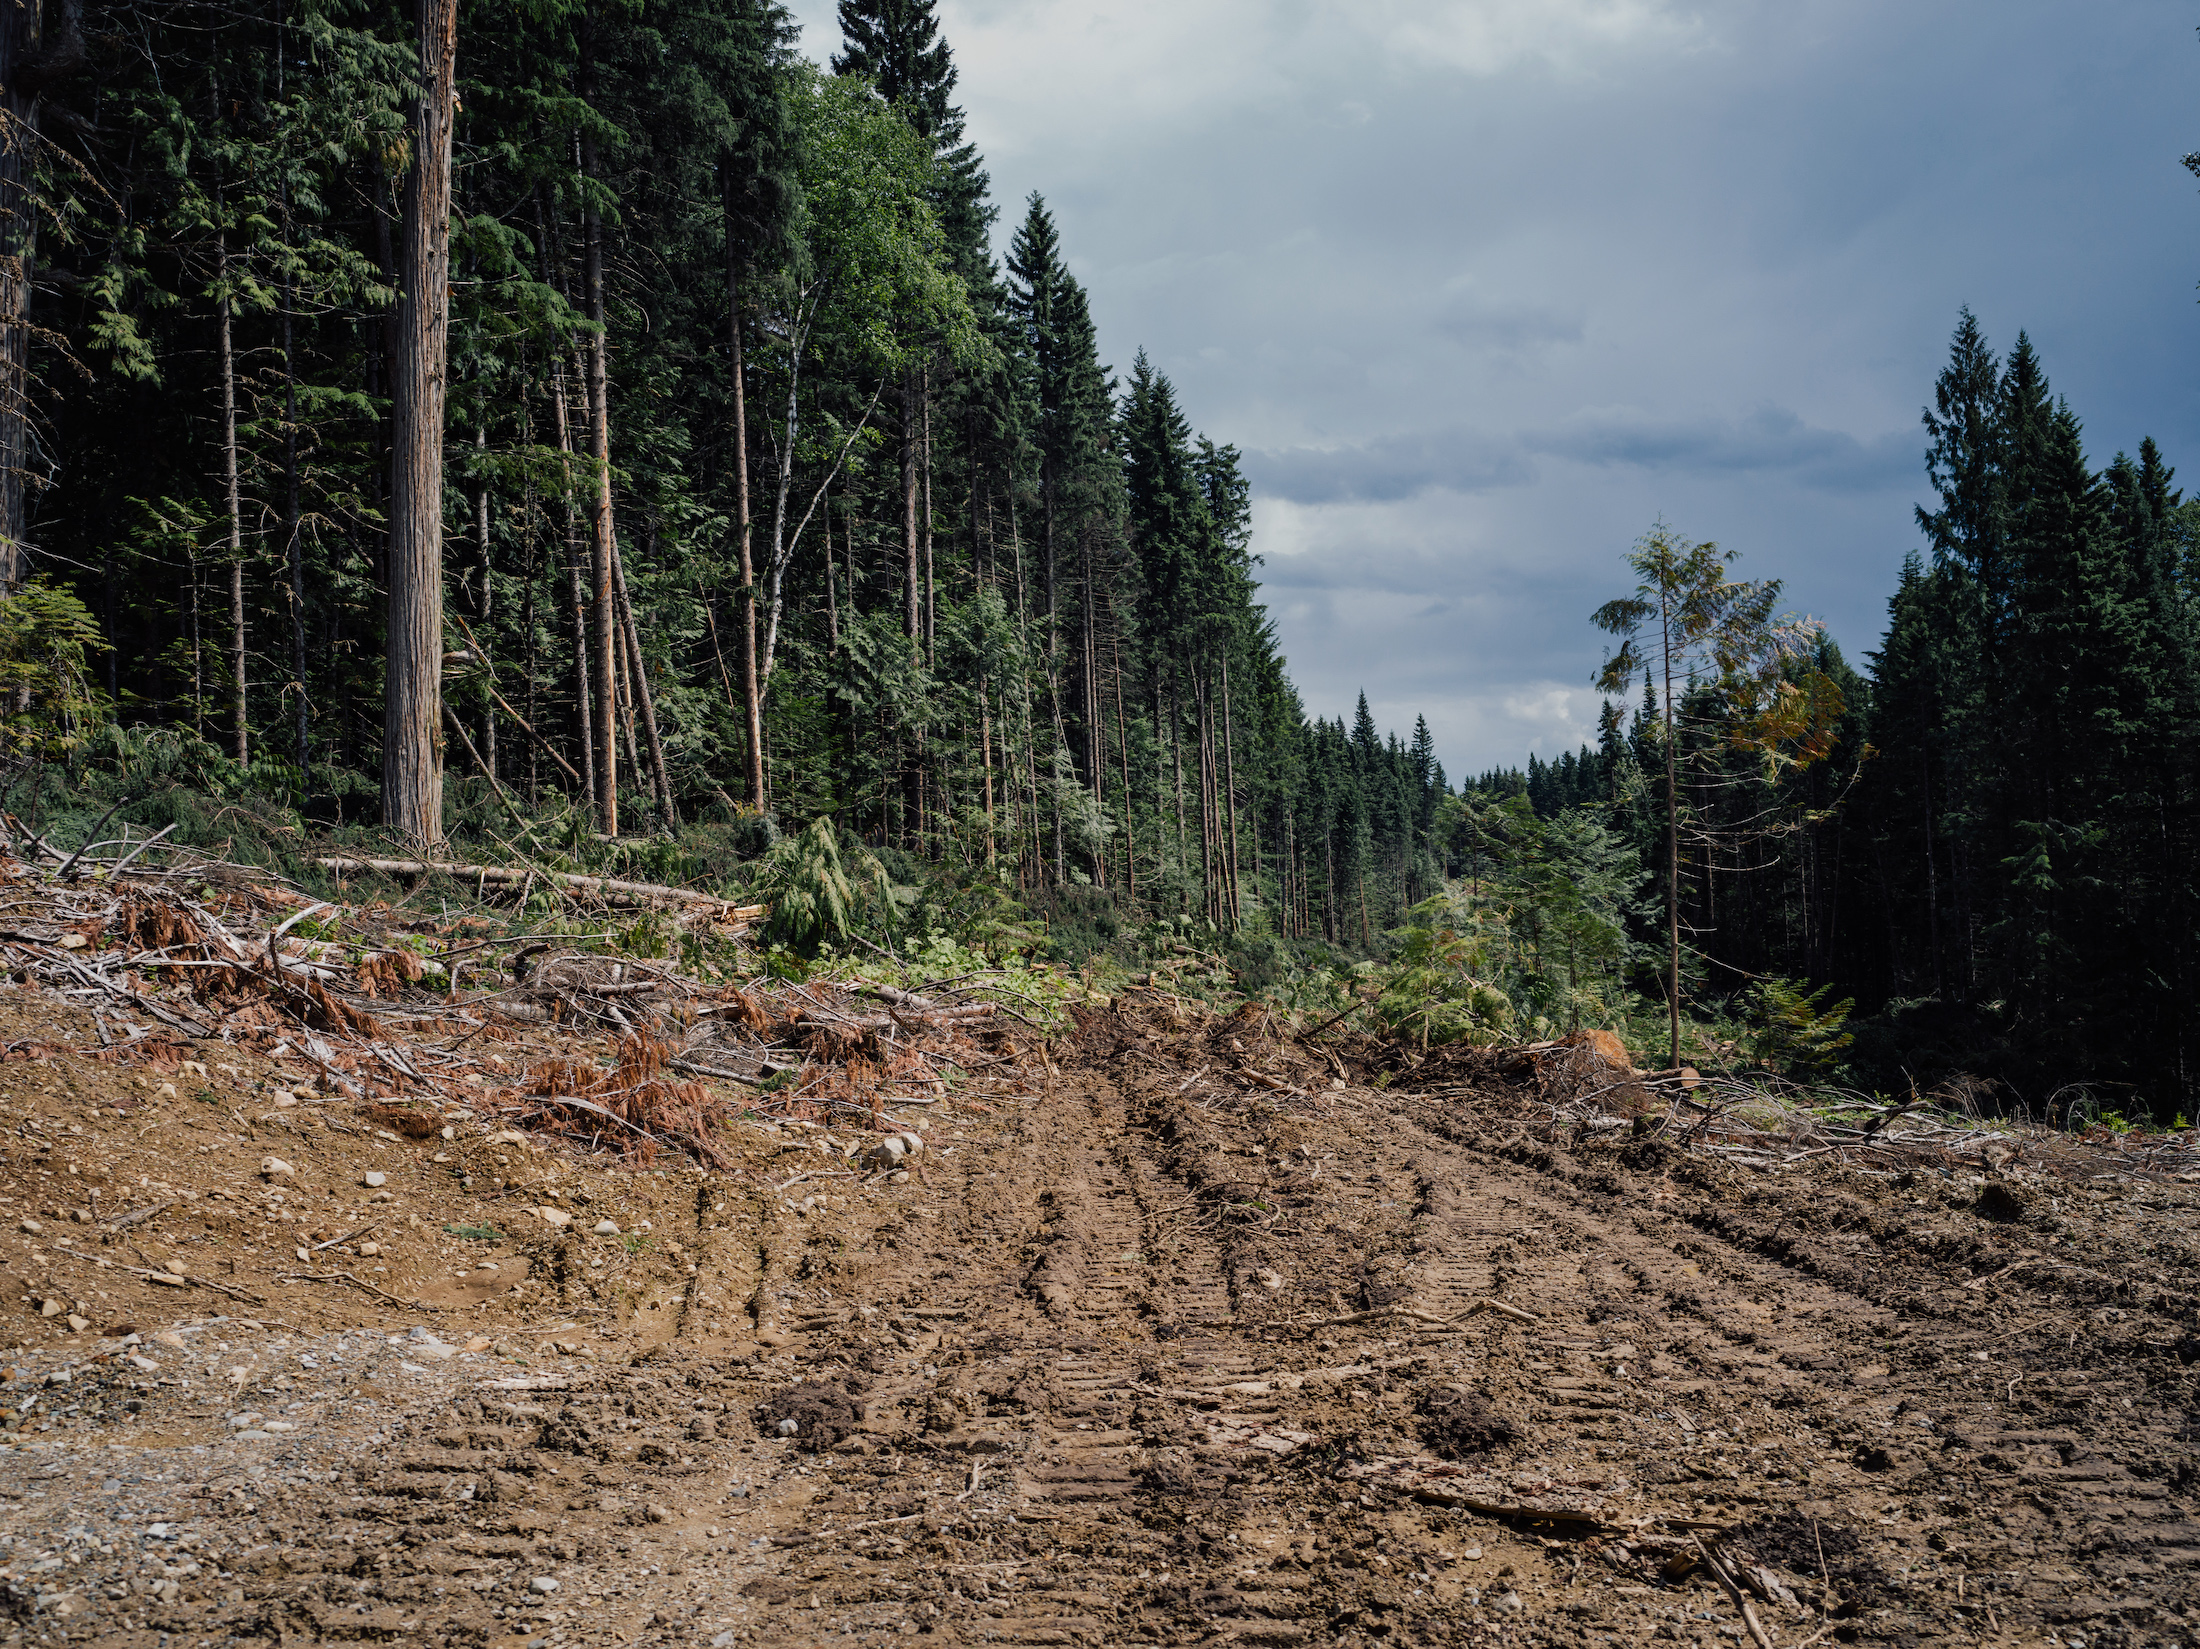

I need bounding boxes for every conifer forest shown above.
[0,0,2195,1123]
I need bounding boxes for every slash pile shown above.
[0,834,1043,1168]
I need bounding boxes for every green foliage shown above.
[0,582,110,761]
[1750,977,1855,1074]
[754,816,895,957]
[1366,914,1516,1047]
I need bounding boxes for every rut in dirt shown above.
[40,1001,2200,1649]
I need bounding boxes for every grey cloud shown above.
[1526,406,1915,494]
[1242,430,1535,503]
[1244,403,1911,508]
[1432,291,1585,353]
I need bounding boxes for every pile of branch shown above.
[1464,1031,2200,1188]
[315,855,764,929]
[0,837,1030,1171]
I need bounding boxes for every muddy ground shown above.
[0,987,2192,1648]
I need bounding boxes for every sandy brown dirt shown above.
[0,994,2193,1648]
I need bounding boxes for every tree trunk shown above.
[980,673,996,867]
[474,419,496,779]
[382,0,457,841]
[725,241,765,806]
[217,236,248,764]
[1221,652,1242,929]
[823,486,839,652]
[1170,674,1187,895]
[0,1,51,587]
[549,348,594,806]
[612,609,643,801]
[1661,597,1681,1069]
[581,86,618,835]
[282,295,308,779]
[1113,631,1134,902]
[611,538,677,825]
[901,371,919,643]
[921,368,935,660]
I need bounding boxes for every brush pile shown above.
[0,830,1041,1173]
[1411,1027,2200,1189]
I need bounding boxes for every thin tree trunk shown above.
[901,371,919,642]
[474,419,495,779]
[612,610,643,802]
[217,236,248,764]
[382,0,457,840]
[1170,674,1187,895]
[1113,630,1134,903]
[725,245,765,807]
[581,93,618,835]
[823,485,839,652]
[980,673,996,867]
[921,368,935,660]
[549,349,593,806]
[611,539,677,826]
[186,539,204,740]
[0,0,70,589]
[1221,652,1242,929]
[1662,596,1681,1068]
[282,297,308,779]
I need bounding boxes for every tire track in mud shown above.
[55,1004,2198,1649]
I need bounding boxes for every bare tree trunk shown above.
[900,371,919,642]
[217,236,248,763]
[474,419,496,778]
[382,0,457,841]
[612,611,642,801]
[1195,670,1214,924]
[277,150,308,787]
[0,0,76,589]
[725,245,765,807]
[611,540,677,826]
[980,673,996,867]
[1114,630,1134,902]
[921,369,935,660]
[549,349,593,806]
[822,486,839,652]
[1661,597,1681,1068]
[581,90,618,835]
[1170,674,1187,894]
[1221,652,1242,929]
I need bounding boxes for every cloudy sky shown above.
[784,0,2200,778]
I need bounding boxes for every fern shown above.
[1752,976,1855,1073]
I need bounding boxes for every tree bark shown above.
[282,289,308,779]
[900,371,920,643]
[217,234,248,764]
[1221,651,1242,929]
[1113,630,1134,902]
[582,134,619,836]
[382,0,457,841]
[1662,591,1681,1069]
[549,348,594,807]
[611,538,677,825]
[725,235,765,807]
[921,369,935,660]
[474,419,495,778]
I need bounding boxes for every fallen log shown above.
[313,857,766,919]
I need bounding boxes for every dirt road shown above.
[0,1000,2194,1648]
